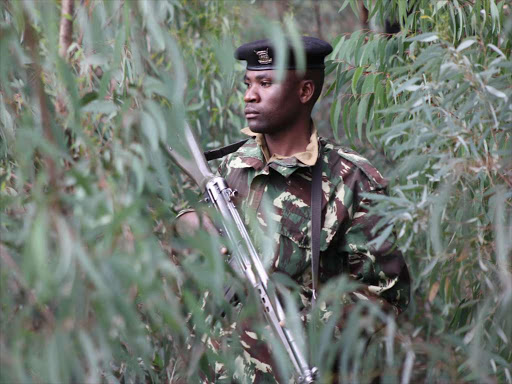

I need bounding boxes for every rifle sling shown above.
[204,139,249,161]
[311,151,323,305]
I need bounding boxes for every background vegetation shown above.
[0,0,510,383]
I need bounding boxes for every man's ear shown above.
[298,79,315,104]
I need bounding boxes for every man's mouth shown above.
[244,108,259,119]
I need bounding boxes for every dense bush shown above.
[0,0,510,383]
[329,0,511,382]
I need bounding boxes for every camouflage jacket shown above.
[217,128,410,314]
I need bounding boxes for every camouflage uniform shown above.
[213,126,410,382]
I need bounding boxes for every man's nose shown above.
[244,86,259,103]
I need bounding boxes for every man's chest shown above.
[223,164,352,279]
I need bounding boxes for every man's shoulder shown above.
[319,137,388,190]
[217,137,262,174]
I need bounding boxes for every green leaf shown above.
[338,0,351,13]
[354,32,367,65]
[357,93,370,141]
[345,30,361,63]
[79,92,98,107]
[375,75,385,109]
[330,35,345,59]
[490,0,499,32]
[398,0,407,28]
[349,0,359,18]
[361,73,376,95]
[343,100,351,142]
[407,33,439,42]
[141,111,159,151]
[377,38,387,68]
[349,100,358,142]
[487,43,506,58]
[366,99,375,143]
[352,67,364,95]
[485,85,507,100]
[268,23,288,83]
[144,100,167,142]
[140,1,165,51]
[81,100,118,115]
[324,79,337,98]
[368,224,394,250]
[457,39,476,52]
[330,97,342,141]
[285,16,306,76]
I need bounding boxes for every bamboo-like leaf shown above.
[407,33,439,42]
[343,99,352,142]
[352,67,364,95]
[457,39,476,52]
[490,0,500,33]
[284,16,306,76]
[348,101,358,142]
[268,23,288,83]
[361,73,376,95]
[330,97,342,141]
[330,35,345,60]
[485,85,507,100]
[357,93,370,140]
[1,1,511,383]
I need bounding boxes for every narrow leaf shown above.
[457,39,476,52]
[330,97,342,141]
[407,33,439,43]
[357,94,370,140]
[485,85,507,100]
[361,73,376,95]
[352,67,363,95]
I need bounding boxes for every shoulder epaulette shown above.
[320,138,387,190]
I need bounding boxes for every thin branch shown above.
[360,1,369,30]
[24,19,58,187]
[58,0,74,59]
[313,1,323,40]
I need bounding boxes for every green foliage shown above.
[329,0,512,382]
[0,1,246,382]
[0,0,510,383]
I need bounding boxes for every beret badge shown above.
[254,48,272,65]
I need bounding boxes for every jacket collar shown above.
[240,123,319,164]
[227,124,319,178]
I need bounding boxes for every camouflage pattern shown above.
[210,128,411,382]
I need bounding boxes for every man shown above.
[177,36,410,382]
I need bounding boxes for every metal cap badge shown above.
[254,48,272,65]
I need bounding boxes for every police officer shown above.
[177,36,410,382]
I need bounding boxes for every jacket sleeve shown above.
[322,167,411,316]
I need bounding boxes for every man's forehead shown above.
[244,70,299,84]
[244,70,275,80]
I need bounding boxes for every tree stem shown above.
[58,0,74,59]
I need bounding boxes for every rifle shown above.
[164,123,317,383]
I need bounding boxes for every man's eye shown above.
[244,83,250,88]
[261,81,272,87]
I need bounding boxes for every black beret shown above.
[235,36,333,71]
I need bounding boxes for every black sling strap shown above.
[204,139,249,161]
[311,151,323,305]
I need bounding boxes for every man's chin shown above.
[247,121,269,134]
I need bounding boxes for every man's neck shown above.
[264,118,312,158]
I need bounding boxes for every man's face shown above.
[243,70,303,134]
